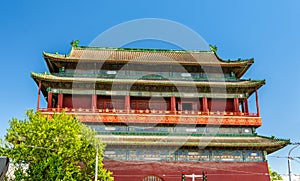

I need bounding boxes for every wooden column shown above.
[202,97,208,113]
[234,98,239,113]
[244,98,249,114]
[170,96,176,114]
[125,95,130,113]
[37,81,41,110]
[255,90,260,116]
[92,94,97,111]
[57,93,63,110]
[47,91,53,109]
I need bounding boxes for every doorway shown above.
[142,175,164,181]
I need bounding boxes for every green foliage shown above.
[3,110,113,181]
[269,166,283,181]
[0,139,5,156]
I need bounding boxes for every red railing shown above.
[38,108,258,117]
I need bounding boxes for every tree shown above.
[269,166,283,181]
[0,139,4,155]
[2,110,113,181]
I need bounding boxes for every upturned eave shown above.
[97,134,290,154]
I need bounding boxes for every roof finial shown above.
[209,44,218,53]
[70,40,80,48]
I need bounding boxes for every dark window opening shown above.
[182,103,193,110]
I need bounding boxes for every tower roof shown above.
[31,72,265,98]
[97,134,290,154]
[43,46,254,78]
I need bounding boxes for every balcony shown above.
[38,108,261,126]
[53,72,238,82]
[38,107,258,116]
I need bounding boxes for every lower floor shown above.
[103,161,270,181]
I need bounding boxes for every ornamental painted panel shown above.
[211,150,243,162]
[70,114,262,126]
[243,150,264,162]
[103,147,264,163]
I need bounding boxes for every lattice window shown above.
[243,150,263,162]
[104,149,127,160]
[103,147,265,163]
[128,148,173,161]
[211,150,243,161]
[176,149,210,162]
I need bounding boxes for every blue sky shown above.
[1,0,300,174]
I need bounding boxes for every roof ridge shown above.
[43,46,254,63]
[75,46,214,54]
[256,135,290,142]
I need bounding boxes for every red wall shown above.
[63,94,92,109]
[60,95,239,113]
[97,96,125,109]
[208,98,235,112]
[104,161,270,181]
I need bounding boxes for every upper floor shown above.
[34,45,265,127]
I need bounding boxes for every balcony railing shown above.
[53,72,238,82]
[38,108,258,117]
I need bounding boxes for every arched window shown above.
[142,175,164,181]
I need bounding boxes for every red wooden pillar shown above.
[202,97,208,113]
[125,95,130,113]
[244,98,249,114]
[37,81,41,111]
[234,98,239,113]
[255,90,260,116]
[170,96,176,114]
[92,94,97,111]
[47,91,53,109]
[57,93,63,110]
